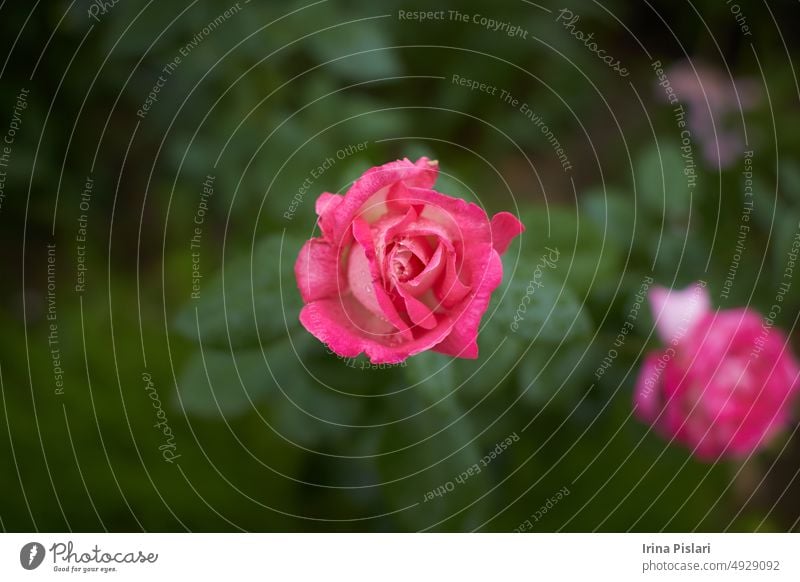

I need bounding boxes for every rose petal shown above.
[649,283,711,345]
[490,211,525,254]
[432,250,504,359]
[315,192,343,237]
[373,206,418,269]
[633,352,665,424]
[294,239,340,303]
[400,186,505,293]
[351,218,414,341]
[299,296,402,362]
[391,185,491,244]
[330,158,438,245]
[436,246,471,308]
[400,291,438,330]
[296,158,526,365]
[395,235,432,264]
[347,242,384,319]
[399,242,445,297]
[300,297,457,364]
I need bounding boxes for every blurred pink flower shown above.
[634,283,799,460]
[659,60,761,168]
[295,157,524,364]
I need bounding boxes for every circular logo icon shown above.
[20,542,45,570]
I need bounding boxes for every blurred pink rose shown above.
[657,60,761,168]
[634,283,799,460]
[295,157,524,364]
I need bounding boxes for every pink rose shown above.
[656,60,761,168]
[634,283,800,460]
[295,157,524,364]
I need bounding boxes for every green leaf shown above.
[405,351,456,399]
[515,206,621,295]
[265,342,365,449]
[772,214,800,288]
[495,267,592,344]
[580,188,637,252]
[174,234,304,349]
[779,159,800,208]
[635,141,692,222]
[176,330,315,417]
[516,341,594,409]
[375,389,490,531]
[268,382,364,449]
[176,331,365,448]
[308,21,401,81]
[750,174,776,232]
[450,248,594,400]
[176,347,275,417]
[451,322,524,401]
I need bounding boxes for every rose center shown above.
[389,246,424,283]
[715,357,751,393]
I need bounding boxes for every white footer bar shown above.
[1,533,796,581]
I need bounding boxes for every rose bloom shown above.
[295,157,524,364]
[656,60,761,168]
[634,284,800,460]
